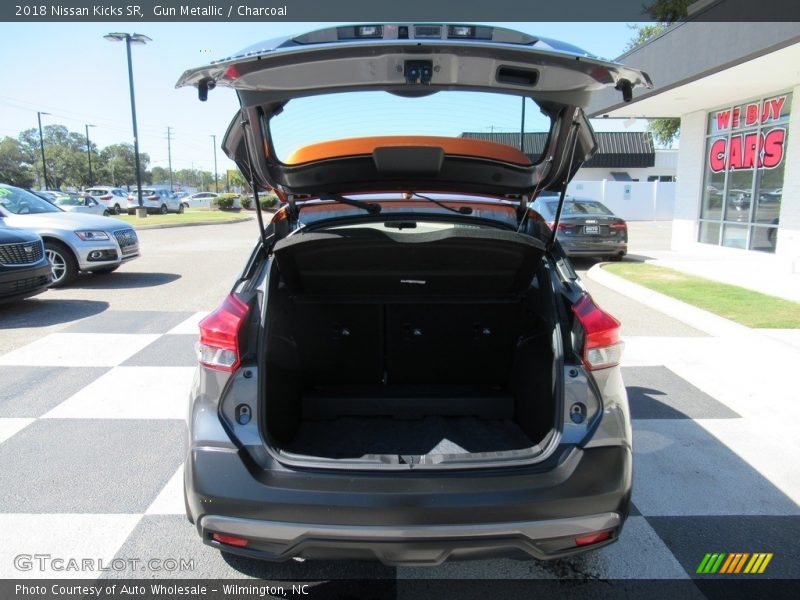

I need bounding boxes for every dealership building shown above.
[587,17,800,269]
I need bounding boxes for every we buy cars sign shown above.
[708,96,787,173]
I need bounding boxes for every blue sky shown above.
[0,21,648,176]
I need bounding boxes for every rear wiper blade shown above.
[412,192,473,215]
[320,193,382,215]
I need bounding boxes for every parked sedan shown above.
[53,194,110,216]
[530,195,627,260]
[0,225,51,302]
[127,188,184,215]
[184,191,218,208]
[0,184,139,287]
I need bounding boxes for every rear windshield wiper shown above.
[320,193,382,215]
[412,192,473,215]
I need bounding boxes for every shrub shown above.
[259,194,279,210]
[212,193,239,210]
[240,195,253,210]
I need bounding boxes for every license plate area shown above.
[584,225,600,235]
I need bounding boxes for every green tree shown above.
[95,143,149,188]
[18,125,95,188]
[0,137,35,187]
[626,0,692,147]
[150,166,169,185]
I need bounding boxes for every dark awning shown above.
[461,131,655,168]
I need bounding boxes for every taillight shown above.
[100,194,112,200]
[609,221,627,230]
[556,223,575,231]
[571,295,623,370]
[197,294,249,372]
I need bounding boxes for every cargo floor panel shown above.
[283,415,535,459]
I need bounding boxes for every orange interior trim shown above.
[284,136,533,166]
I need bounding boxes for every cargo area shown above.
[261,225,560,465]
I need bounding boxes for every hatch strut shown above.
[547,121,582,251]
[239,115,271,252]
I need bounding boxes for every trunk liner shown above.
[283,416,534,459]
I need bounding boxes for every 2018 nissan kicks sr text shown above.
[177,23,650,566]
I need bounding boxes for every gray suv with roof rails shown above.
[177,23,648,566]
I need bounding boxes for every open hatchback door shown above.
[176,23,651,204]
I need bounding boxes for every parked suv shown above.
[0,184,139,286]
[127,187,184,215]
[178,24,648,565]
[86,187,129,214]
[0,225,51,302]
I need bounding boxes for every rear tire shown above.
[160,204,168,214]
[608,253,624,262]
[102,210,110,216]
[44,240,78,287]
[113,204,122,215]
[178,203,185,214]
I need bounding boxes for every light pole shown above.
[104,32,151,215]
[210,134,219,193]
[85,124,96,187]
[36,111,50,189]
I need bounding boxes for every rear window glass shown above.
[545,200,614,216]
[268,91,551,164]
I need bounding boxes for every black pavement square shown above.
[122,335,199,367]
[62,311,195,335]
[646,516,800,580]
[0,366,109,417]
[0,419,184,513]
[624,366,740,420]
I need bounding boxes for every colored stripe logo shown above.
[696,552,773,574]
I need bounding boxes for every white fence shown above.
[566,181,676,221]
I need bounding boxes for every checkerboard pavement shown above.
[0,310,798,582]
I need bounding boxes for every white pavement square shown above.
[0,514,142,578]
[0,418,34,445]
[146,465,185,515]
[0,333,160,367]
[42,367,196,420]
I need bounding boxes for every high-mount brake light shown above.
[356,25,382,38]
[572,295,623,370]
[448,25,475,38]
[197,294,249,372]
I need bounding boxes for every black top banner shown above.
[3,0,800,22]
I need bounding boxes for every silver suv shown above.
[0,184,139,286]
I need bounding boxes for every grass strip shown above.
[603,262,800,328]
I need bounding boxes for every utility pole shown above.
[210,134,219,193]
[85,124,96,187]
[166,126,174,191]
[37,111,50,189]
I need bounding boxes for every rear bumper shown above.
[561,239,627,257]
[186,444,632,565]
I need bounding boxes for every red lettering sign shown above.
[707,128,786,172]
[713,95,787,131]
[762,128,786,169]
